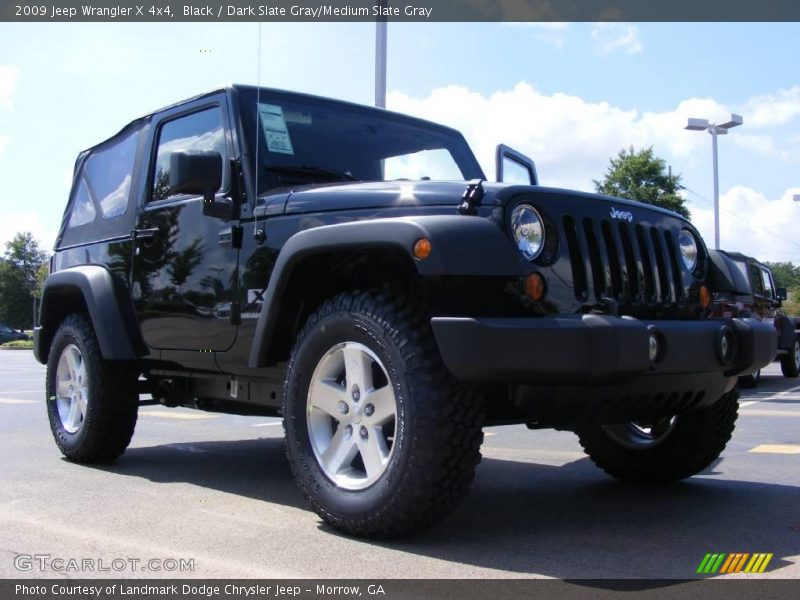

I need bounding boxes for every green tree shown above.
[166,237,204,293]
[0,232,48,329]
[764,261,800,290]
[594,146,690,219]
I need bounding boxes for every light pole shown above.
[374,0,388,108]
[685,114,743,250]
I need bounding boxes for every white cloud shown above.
[0,64,18,109]
[591,23,643,55]
[690,187,800,260]
[507,22,569,48]
[388,83,799,191]
[0,65,18,156]
[388,82,716,191]
[0,212,57,254]
[743,86,800,128]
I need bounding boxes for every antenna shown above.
[253,22,264,242]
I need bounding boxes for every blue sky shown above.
[1,22,799,261]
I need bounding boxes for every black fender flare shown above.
[774,314,797,351]
[248,215,524,367]
[34,265,147,363]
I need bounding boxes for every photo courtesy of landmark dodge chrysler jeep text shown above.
[34,86,776,537]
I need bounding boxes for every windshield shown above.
[237,88,484,195]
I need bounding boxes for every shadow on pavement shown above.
[98,437,800,580]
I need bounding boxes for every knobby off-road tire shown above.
[780,337,800,378]
[282,290,484,538]
[576,389,739,485]
[46,314,139,463]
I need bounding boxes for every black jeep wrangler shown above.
[709,250,799,386]
[35,86,776,538]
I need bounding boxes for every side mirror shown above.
[496,144,538,185]
[777,287,788,301]
[169,151,222,202]
[169,150,234,220]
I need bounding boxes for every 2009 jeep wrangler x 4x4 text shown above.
[35,86,776,537]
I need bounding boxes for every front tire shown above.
[46,314,139,463]
[576,390,739,485]
[282,291,484,538]
[780,337,800,378]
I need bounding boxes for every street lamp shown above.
[374,0,388,108]
[685,114,743,250]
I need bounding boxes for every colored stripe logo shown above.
[697,553,773,574]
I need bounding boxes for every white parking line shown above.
[252,422,283,427]
[749,444,800,454]
[0,398,36,405]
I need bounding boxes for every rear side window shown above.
[84,129,139,218]
[151,107,228,201]
[67,178,96,228]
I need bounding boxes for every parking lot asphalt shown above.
[1,349,798,579]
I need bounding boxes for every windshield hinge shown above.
[230,157,247,204]
[457,179,485,215]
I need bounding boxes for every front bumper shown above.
[432,315,776,422]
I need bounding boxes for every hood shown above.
[283,180,498,214]
[282,180,691,224]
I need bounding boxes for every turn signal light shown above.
[412,238,432,260]
[699,285,712,309]
[524,273,545,302]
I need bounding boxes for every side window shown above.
[761,268,775,299]
[67,178,96,228]
[151,107,228,201]
[748,263,766,296]
[84,129,139,218]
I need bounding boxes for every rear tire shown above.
[282,290,484,538]
[780,337,800,378]
[738,369,760,389]
[576,390,739,485]
[46,314,139,463]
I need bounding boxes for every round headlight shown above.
[511,204,545,261]
[679,229,698,271]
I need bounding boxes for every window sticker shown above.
[258,103,294,155]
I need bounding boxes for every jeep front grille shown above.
[563,217,684,306]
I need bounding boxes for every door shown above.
[132,97,239,352]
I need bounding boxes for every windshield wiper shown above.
[265,164,358,182]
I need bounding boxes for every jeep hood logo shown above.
[610,207,634,223]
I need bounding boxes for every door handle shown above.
[131,228,160,241]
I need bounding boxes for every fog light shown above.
[716,327,736,364]
[649,333,659,363]
[720,333,732,361]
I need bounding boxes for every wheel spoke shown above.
[77,393,88,417]
[365,386,396,426]
[64,347,79,380]
[56,377,72,399]
[321,428,357,474]
[343,345,373,394]
[66,399,81,431]
[309,380,346,417]
[359,431,389,480]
